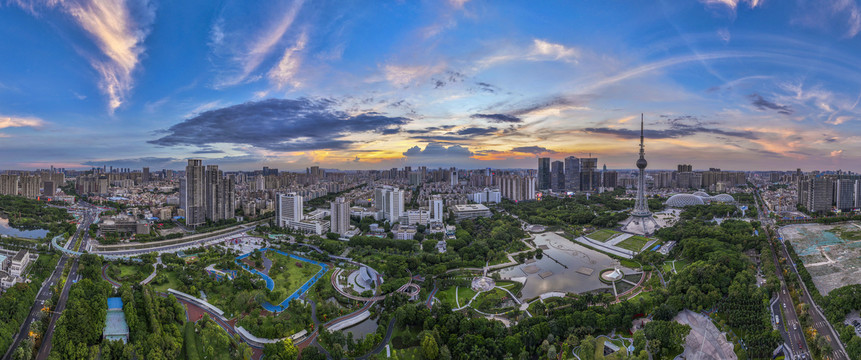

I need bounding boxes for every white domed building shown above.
[665,192,736,208]
[710,194,735,203]
[665,194,706,207]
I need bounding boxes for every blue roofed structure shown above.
[104,297,129,343]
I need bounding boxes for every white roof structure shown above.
[666,194,706,207]
[711,194,735,203]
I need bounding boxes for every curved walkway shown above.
[101,264,121,288]
[235,248,330,312]
[140,257,161,285]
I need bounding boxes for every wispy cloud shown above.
[478,39,580,68]
[511,146,557,155]
[269,31,308,89]
[792,0,861,38]
[0,115,46,129]
[749,93,793,115]
[699,0,763,13]
[214,0,306,87]
[382,63,447,88]
[13,0,156,113]
[470,113,522,123]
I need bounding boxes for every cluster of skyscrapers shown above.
[0,172,64,198]
[180,159,236,227]
[537,156,614,193]
[797,171,861,213]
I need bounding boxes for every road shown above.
[1,201,97,360]
[756,189,847,360]
[91,226,255,257]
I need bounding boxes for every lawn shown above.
[267,251,322,300]
[616,235,650,252]
[108,262,151,284]
[457,287,478,307]
[152,270,183,293]
[435,286,458,308]
[587,229,620,242]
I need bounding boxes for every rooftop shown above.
[12,249,27,262]
[451,204,490,211]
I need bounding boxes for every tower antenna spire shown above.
[640,113,644,148]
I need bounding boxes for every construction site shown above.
[780,223,861,295]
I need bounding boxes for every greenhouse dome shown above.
[692,191,710,197]
[710,194,735,203]
[665,194,706,207]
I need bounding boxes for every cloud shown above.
[383,63,447,87]
[470,113,522,123]
[831,149,843,157]
[749,93,793,115]
[213,0,306,87]
[699,0,762,12]
[81,157,181,169]
[583,123,758,140]
[0,115,45,129]
[149,98,411,152]
[530,39,579,63]
[192,148,224,154]
[478,39,580,67]
[448,0,470,9]
[13,0,157,112]
[454,127,498,136]
[792,0,861,38]
[827,116,855,125]
[403,142,473,157]
[268,31,308,89]
[511,146,557,155]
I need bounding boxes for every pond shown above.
[341,316,378,340]
[0,216,48,239]
[495,232,635,300]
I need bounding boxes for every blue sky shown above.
[1,0,861,171]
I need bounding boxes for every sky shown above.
[1,0,861,172]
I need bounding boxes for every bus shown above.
[774,315,779,324]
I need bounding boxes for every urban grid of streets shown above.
[0,194,852,360]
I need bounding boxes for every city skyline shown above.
[2,1,861,171]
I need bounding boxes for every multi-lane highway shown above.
[756,189,848,360]
[1,202,96,360]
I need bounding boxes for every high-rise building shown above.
[42,181,56,196]
[836,179,855,211]
[276,193,304,226]
[451,170,458,187]
[20,175,40,198]
[330,197,350,236]
[0,174,18,196]
[205,165,222,221]
[799,177,833,213]
[678,164,693,172]
[579,158,598,191]
[537,158,551,190]
[142,167,150,183]
[500,175,537,202]
[550,161,564,191]
[182,159,206,227]
[387,188,404,222]
[429,195,444,223]
[564,156,580,192]
[373,186,405,222]
[603,171,618,188]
